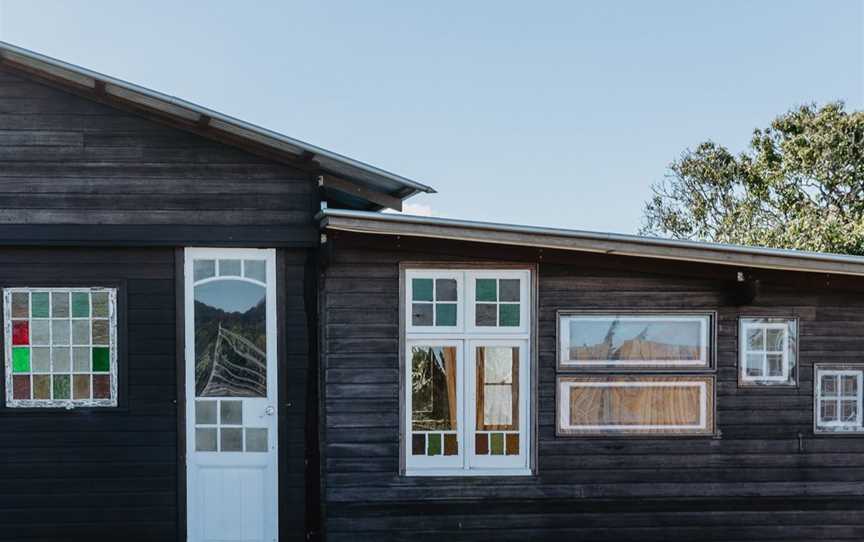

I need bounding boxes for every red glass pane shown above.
[12,375,30,400]
[12,321,29,345]
[92,375,110,399]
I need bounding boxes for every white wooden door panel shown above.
[185,248,278,542]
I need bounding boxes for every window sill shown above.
[404,468,533,477]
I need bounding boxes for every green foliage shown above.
[641,102,864,254]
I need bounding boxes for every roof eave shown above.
[318,209,864,277]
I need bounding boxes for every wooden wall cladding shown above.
[557,375,715,436]
[321,231,864,542]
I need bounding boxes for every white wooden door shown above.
[185,248,278,542]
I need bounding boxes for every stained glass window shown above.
[4,288,117,408]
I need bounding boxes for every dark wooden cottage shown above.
[1,41,864,542]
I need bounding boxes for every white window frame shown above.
[405,270,464,334]
[738,318,796,386]
[814,366,864,434]
[4,287,119,408]
[465,270,531,335]
[558,313,711,369]
[403,268,532,477]
[557,375,715,436]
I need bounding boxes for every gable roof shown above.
[0,41,435,208]
[319,209,864,277]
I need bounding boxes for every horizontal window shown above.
[815,365,863,434]
[739,318,797,387]
[557,375,715,436]
[559,313,711,370]
[4,287,118,408]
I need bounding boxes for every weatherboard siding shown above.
[0,67,317,245]
[321,232,864,541]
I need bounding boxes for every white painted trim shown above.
[558,314,710,369]
[815,368,863,433]
[184,247,279,542]
[558,378,711,434]
[403,268,533,476]
[739,320,793,384]
[4,287,118,409]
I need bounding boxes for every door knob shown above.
[264,406,275,416]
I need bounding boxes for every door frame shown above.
[177,247,280,541]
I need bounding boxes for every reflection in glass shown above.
[411,346,457,431]
[567,316,705,362]
[195,279,267,397]
[478,346,518,430]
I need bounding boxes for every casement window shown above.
[4,288,118,408]
[558,313,711,370]
[814,365,863,434]
[738,318,797,387]
[404,269,531,476]
[556,311,716,437]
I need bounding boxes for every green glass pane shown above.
[499,304,520,327]
[92,347,110,372]
[91,291,109,318]
[427,433,442,456]
[490,432,505,455]
[475,279,497,302]
[53,375,70,400]
[11,348,30,372]
[412,279,433,302]
[436,304,457,326]
[71,292,90,317]
[31,292,49,317]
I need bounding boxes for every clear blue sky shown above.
[1,1,861,233]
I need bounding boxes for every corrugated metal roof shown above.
[0,40,436,203]
[319,209,864,277]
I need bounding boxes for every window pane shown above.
[196,400,217,424]
[11,292,29,318]
[411,303,433,326]
[31,348,50,372]
[499,304,520,327]
[31,320,50,346]
[245,428,268,452]
[560,375,714,435]
[842,375,858,397]
[411,279,433,302]
[750,358,768,379]
[218,259,242,276]
[821,375,838,397]
[411,346,457,431]
[51,292,69,318]
[196,428,217,451]
[821,400,838,422]
[435,279,457,302]
[766,354,783,376]
[194,279,267,397]
[841,400,858,422]
[32,375,50,399]
[766,328,784,351]
[31,292,49,318]
[193,260,216,282]
[71,292,89,318]
[220,427,243,452]
[435,304,457,326]
[220,400,243,425]
[565,316,706,365]
[243,260,267,283]
[475,303,497,326]
[477,346,518,431]
[475,279,497,302]
[499,279,520,302]
[747,328,764,351]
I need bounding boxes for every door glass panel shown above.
[194,270,267,398]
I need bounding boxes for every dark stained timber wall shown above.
[0,68,317,246]
[321,232,864,542]
[0,247,178,541]
[0,68,316,540]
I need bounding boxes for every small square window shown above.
[815,365,863,434]
[739,318,797,387]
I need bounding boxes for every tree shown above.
[641,102,864,254]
